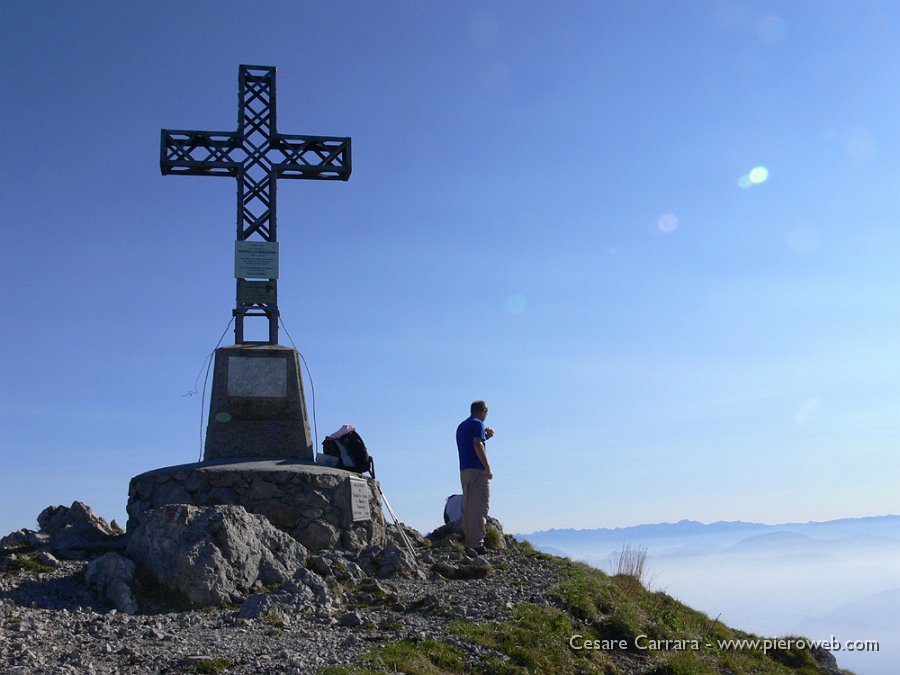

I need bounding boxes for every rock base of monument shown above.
[127,459,386,552]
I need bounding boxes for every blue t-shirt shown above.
[456,416,487,471]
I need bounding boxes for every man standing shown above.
[456,400,495,553]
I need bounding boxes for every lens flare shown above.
[748,166,769,184]
[739,166,769,189]
[215,412,232,423]
[506,294,527,314]
[658,213,678,233]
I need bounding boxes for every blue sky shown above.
[2,1,899,536]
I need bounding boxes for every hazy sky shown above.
[2,1,899,536]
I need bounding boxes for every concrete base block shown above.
[204,344,313,461]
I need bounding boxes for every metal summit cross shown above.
[160,64,351,344]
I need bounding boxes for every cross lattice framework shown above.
[160,65,351,344]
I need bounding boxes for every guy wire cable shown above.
[190,317,234,462]
[279,316,319,454]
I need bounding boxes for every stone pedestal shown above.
[127,459,386,552]
[204,344,313,461]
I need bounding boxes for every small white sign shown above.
[348,477,372,522]
[235,241,279,279]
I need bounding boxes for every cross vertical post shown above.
[160,64,351,345]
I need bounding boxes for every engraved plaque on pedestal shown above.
[227,356,288,397]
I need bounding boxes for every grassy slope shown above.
[321,543,851,675]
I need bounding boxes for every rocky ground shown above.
[1,503,851,675]
[1,524,559,674]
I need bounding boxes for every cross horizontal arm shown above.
[160,129,241,177]
[273,134,351,181]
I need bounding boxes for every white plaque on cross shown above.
[235,241,279,279]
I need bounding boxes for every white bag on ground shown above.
[443,494,463,525]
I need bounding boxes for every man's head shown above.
[470,400,489,420]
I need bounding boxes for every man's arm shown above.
[473,437,493,479]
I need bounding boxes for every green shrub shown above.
[4,553,53,576]
[449,604,612,673]
[611,543,648,585]
[484,526,504,550]
[363,639,465,674]
[647,651,717,675]
[188,657,233,674]
[262,613,284,628]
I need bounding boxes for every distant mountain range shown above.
[516,514,900,559]
[520,513,900,540]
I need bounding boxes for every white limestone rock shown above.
[36,501,120,554]
[85,552,138,614]
[126,504,307,608]
[238,566,338,619]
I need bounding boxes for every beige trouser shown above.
[460,468,490,548]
